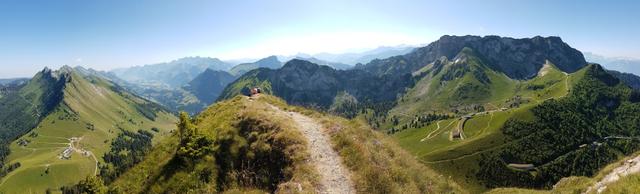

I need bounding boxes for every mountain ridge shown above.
[0,67,177,193]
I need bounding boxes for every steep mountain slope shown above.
[388,48,572,124]
[474,65,640,189]
[218,59,412,108]
[183,69,236,107]
[229,56,282,76]
[0,67,67,171]
[111,57,233,88]
[220,35,586,131]
[0,67,177,193]
[608,70,640,90]
[222,36,587,111]
[106,95,462,193]
[360,35,587,79]
[394,64,640,192]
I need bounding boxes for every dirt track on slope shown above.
[584,155,640,193]
[267,104,356,194]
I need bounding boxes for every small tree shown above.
[177,112,195,144]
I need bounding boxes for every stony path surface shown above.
[584,155,640,193]
[267,104,356,194]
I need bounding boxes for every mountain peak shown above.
[365,35,587,79]
[282,59,322,71]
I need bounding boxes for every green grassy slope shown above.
[389,48,570,127]
[391,62,587,192]
[472,64,640,189]
[110,95,463,193]
[0,69,177,193]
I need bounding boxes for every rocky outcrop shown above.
[362,35,587,79]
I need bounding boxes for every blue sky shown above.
[0,0,639,78]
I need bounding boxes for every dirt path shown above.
[266,104,355,194]
[421,121,442,142]
[584,155,640,193]
[87,151,98,176]
[421,120,455,142]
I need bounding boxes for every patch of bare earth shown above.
[584,155,640,193]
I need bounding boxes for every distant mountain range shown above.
[183,69,236,105]
[101,47,417,114]
[229,55,282,76]
[110,57,233,88]
[281,45,416,66]
[0,78,28,86]
[584,52,640,76]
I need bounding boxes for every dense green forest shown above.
[100,130,155,183]
[476,65,640,189]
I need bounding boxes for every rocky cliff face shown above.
[363,35,587,79]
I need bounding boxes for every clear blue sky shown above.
[1,0,639,78]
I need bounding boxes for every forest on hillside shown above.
[476,65,640,189]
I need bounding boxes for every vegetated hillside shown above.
[0,68,67,182]
[229,55,282,76]
[106,95,463,193]
[218,59,412,108]
[111,56,233,88]
[220,35,587,130]
[222,35,587,111]
[607,70,640,90]
[0,66,177,193]
[391,62,577,193]
[474,64,640,189]
[386,48,572,128]
[183,69,237,108]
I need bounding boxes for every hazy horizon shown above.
[1,0,640,78]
